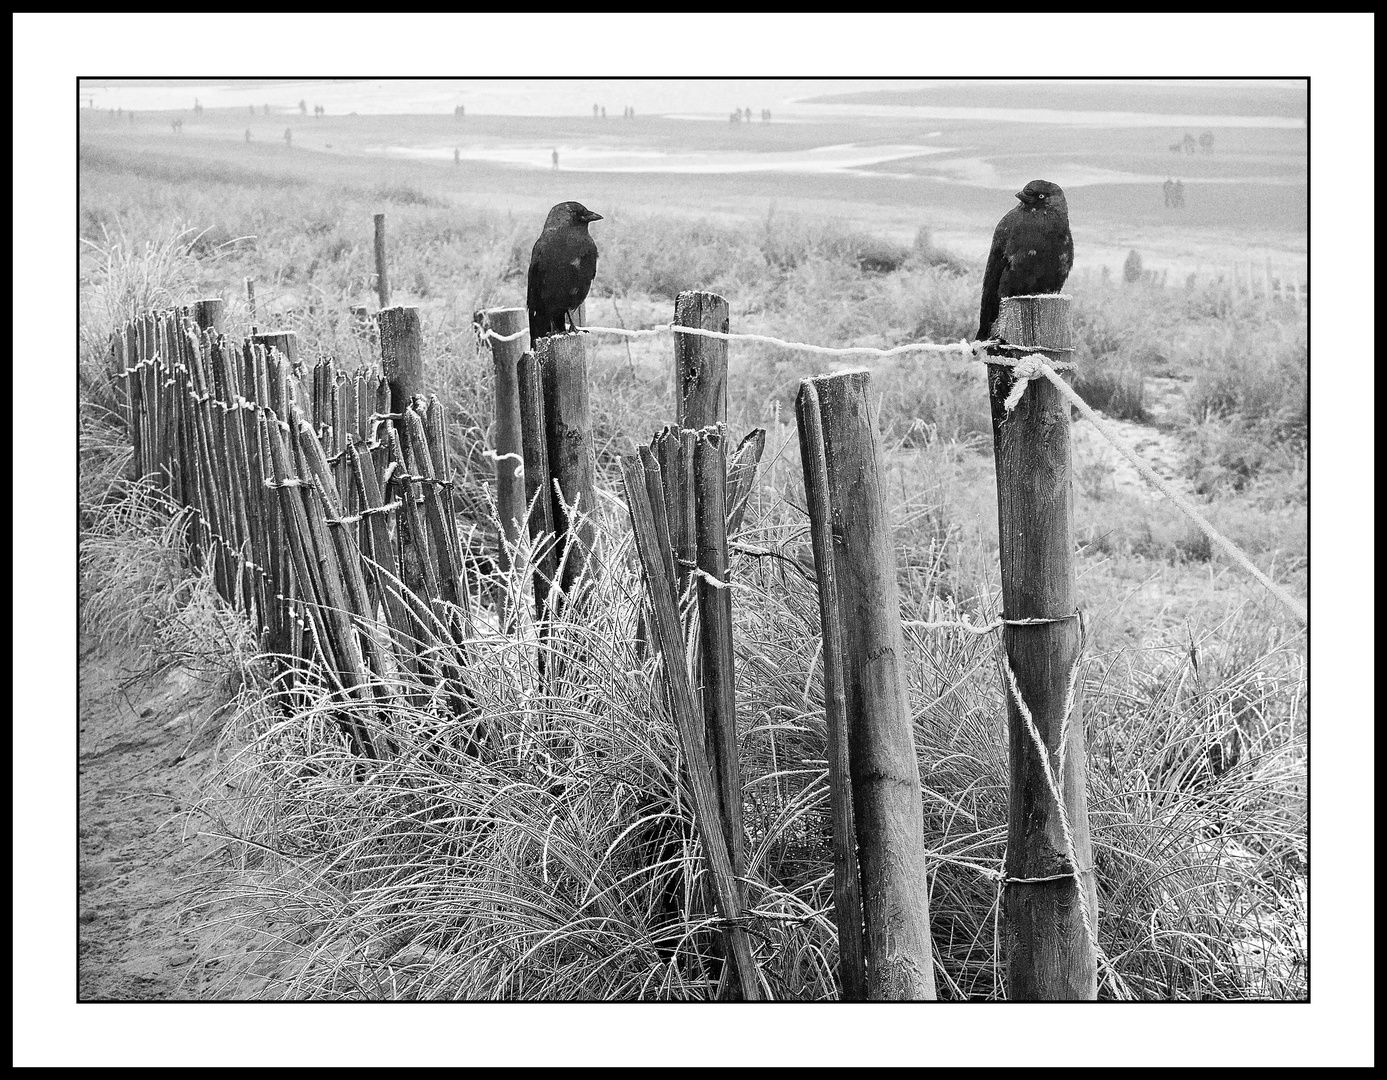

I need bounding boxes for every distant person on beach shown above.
[601,106,607,118]
[299,99,307,116]
[1173,180,1185,208]
[552,149,559,170]
[284,128,292,147]
[593,104,599,118]
[1163,178,1174,208]
[1199,130,1214,153]
[245,129,251,142]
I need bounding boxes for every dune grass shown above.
[77,141,1307,1000]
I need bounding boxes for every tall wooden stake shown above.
[373,212,390,310]
[377,306,422,433]
[795,380,866,1000]
[674,290,729,430]
[985,293,1097,1001]
[537,332,596,607]
[796,368,937,1001]
[480,307,529,571]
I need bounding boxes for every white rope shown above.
[478,323,1074,370]
[1000,657,1100,957]
[1022,359,1308,626]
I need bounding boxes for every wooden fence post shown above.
[537,332,596,607]
[622,451,764,1000]
[674,290,729,430]
[795,368,937,1001]
[245,277,257,326]
[374,212,390,310]
[377,306,422,431]
[479,307,530,571]
[192,297,225,334]
[691,426,746,907]
[794,380,866,1001]
[252,330,298,367]
[985,293,1097,1001]
[517,351,558,629]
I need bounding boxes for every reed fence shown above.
[103,244,1302,1001]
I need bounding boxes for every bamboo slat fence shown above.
[109,304,473,758]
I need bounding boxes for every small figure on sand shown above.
[552,149,559,171]
[593,104,599,118]
[284,127,292,147]
[245,129,251,143]
[1163,178,1174,208]
[1172,179,1185,208]
[299,99,307,116]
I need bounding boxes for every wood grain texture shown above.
[988,293,1097,1001]
[795,379,867,1001]
[674,291,729,431]
[804,368,937,1001]
[481,307,529,568]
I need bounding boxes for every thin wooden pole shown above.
[795,380,866,1000]
[986,294,1097,1001]
[373,212,390,310]
[674,290,729,430]
[796,368,937,1001]
[479,307,529,570]
[622,451,764,1001]
[691,426,746,912]
[517,351,558,629]
[245,277,257,326]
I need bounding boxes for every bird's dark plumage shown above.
[977,180,1073,341]
[527,201,602,342]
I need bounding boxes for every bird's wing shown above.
[526,241,545,315]
[977,224,1008,341]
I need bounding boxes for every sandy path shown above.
[78,637,255,1000]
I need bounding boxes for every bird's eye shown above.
[1037,193,1046,199]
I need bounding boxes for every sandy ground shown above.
[78,636,276,1000]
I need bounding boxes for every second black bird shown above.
[977,179,1073,342]
[527,201,603,342]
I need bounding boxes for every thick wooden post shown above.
[377,306,422,430]
[479,307,529,570]
[252,330,298,367]
[796,368,937,1001]
[986,293,1097,1001]
[373,212,391,310]
[674,291,729,430]
[192,297,225,334]
[537,332,596,605]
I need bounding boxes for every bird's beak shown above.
[1015,190,1026,202]
[584,211,603,223]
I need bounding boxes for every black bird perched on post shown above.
[977,180,1073,342]
[527,201,603,342]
